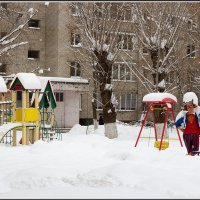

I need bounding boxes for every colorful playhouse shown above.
[0,73,62,146]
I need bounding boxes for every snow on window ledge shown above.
[28,27,41,30]
[71,44,81,48]
[27,58,38,60]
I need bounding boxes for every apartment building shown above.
[1,2,200,127]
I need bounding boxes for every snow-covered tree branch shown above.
[0,5,38,57]
[71,2,136,139]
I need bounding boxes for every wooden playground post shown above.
[11,91,16,122]
[0,93,5,125]
[34,89,40,141]
[22,90,27,145]
[50,109,55,129]
[26,91,30,145]
[11,91,17,146]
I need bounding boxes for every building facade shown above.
[1,2,200,127]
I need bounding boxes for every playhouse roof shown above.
[9,73,42,90]
[38,77,57,109]
[143,92,177,104]
[30,77,57,109]
[0,76,7,93]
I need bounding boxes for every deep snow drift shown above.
[0,123,199,199]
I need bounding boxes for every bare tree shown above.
[70,2,200,139]
[132,3,200,92]
[129,2,200,138]
[71,2,136,139]
[0,4,38,58]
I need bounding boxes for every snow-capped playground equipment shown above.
[32,77,61,142]
[134,92,183,150]
[0,76,12,126]
[0,76,13,143]
[9,73,42,145]
[0,73,62,146]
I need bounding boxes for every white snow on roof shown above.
[38,76,89,84]
[10,73,42,90]
[0,76,7,93]
[143,92,177,103]
[44,2,49,6]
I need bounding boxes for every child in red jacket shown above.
[175,92,200,156]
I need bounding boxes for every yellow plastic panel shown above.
[16,108,39,122]
[16,108,22,122]
[24,108,39,122]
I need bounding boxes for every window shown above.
[124,8,131,21]
[170,16,176,27]
[110,4,118,20]
[96,93,103,110]
[113,6,132,22]
[143,47,148,54]
[117,33,135,50]
[187,20,192,30]
[54,92,64,102]
[105,32,111,44]
[28,50,40,59]
[96,92,136,111]
[112,62,135,81]
[166,71,175,83]
[0,32,7,39]
[143,12,147,21]
[94,3,103,19]
[70,62,81,77]
[114,92,136,111]
[187,44,195,58]
[0,63,6,75]
[28,19,40,28]
[187,20,197,30]
[117,5,123,20]
[71,33,81,46]
[16,91,22,107]
[1,3,7,9]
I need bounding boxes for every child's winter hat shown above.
[183,92,198,106]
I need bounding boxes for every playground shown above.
[0,73,62,146]
[0,74,199,199]
[0,74,183,152]
[134,92,183,151]
[0,122,198,199]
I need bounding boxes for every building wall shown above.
[1,2,200,127]
[53,91,80,128]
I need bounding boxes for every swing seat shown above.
[154,141,169,150]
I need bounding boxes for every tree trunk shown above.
[151,49,167,139]
[92,96,98,130]
[104,122,118,139]
[92,90,98,130]
[92,71,99,130]
[101,87,118,139]
[93,119,98,130]
[94,50,118,139]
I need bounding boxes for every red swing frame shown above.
[134,97,183,150]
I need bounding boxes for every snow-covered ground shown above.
[0,122,199,199]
